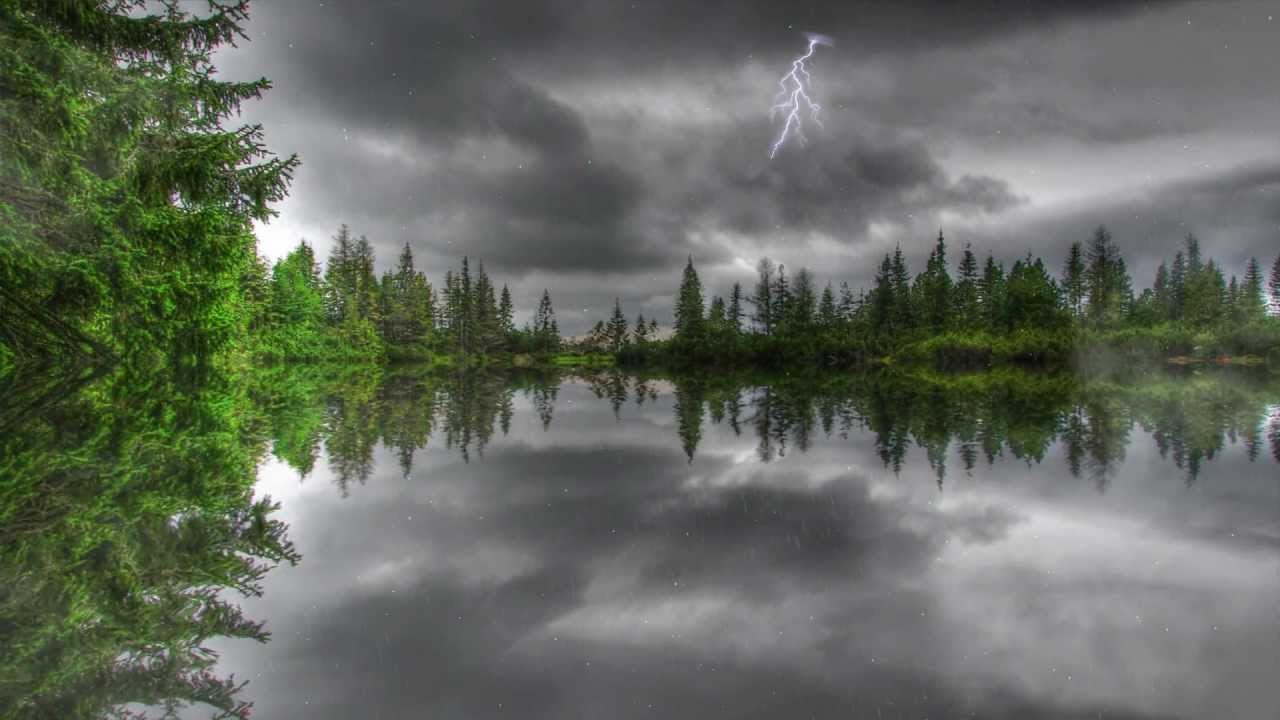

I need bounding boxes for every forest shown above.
[2,2,1279,377]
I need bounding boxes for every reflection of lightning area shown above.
[769,32,833,158]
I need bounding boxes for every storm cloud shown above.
[216,0,1279,332]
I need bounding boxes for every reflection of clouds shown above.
[219,379,1279,720]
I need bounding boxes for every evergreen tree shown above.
[1169,250,1187,319]
[498,285,515,337]
[607,298,629,351]
[1005,255,1064,330]
[533,289,559,353]
[980,254,1007,331]
[1152,261,1172,321]
[889,246,914,333]
[751,258,775,335]
[707,295,727,331]
[771,264,791,334]
[1270,254,1280,315]
[0,0,296,368]
[954,243,980,327]
[323,225,356,323]
[1084,225,1130,326]
[633,314,650,344]
[918,230,953,332]
[1241,257,1266,321]
[674,256,706,342]
[838,281,857,323]
[1061,241,1086,321]
[869,255,895,336]
[818,283,839,329]
[728,282,744,334]
[789,268,817,332]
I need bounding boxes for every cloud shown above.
[218,0,1276,330]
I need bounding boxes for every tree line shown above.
[245,226,563,362]
[602,228,1280,366]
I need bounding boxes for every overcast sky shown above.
[217,0,1280,333]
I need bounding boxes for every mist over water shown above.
[201,366,1279,719]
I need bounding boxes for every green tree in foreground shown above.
[0,0,296,370]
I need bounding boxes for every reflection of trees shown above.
[266,366,1278,500]
[652,368,1279,490]
[275,369,562,487]
[0,369,298,719]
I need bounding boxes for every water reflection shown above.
[4,365,1277,718]
[283,367,1280,492]
[222,365,1277,719]
[0,368,299,719]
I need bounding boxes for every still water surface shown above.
[206,368,1278,719]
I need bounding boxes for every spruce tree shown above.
[533,289,558,353]
[918,230,953,332]
[707,296,727,331]
[838,281,857,323]
[1241,257,1265,320]
[0,0,296,367]
[674,256,705,342]
[980,254,1007,332]
[1169,250,1187,320]
[607,298,629,351]
[771,264,791,334]
[751,258,775,335]
[818,283,838,329]
[728,283,744,334]
[869,255,895,336]
[955,243,980,327]
[633,314,649,344]
[1061,241,1086,321]
[890,246,914,333]
[1270,254,1280,316]
[498,285,515,336]
[790,268,817,331]
[1152,262,1172,321]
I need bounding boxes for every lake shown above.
[3,365,1278,719]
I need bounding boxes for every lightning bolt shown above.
[769,32,833,159]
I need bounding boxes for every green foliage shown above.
[0,366,298,719]
[1,0,296,372]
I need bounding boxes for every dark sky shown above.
[217,0,1280,333]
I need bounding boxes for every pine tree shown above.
[607,298,629,351]
[498,285,515,337]
[674,256,705,342]
[1061,241,1086,321]
[771,264,791,334]
[633,314,649,344]
[323,225,355,323]
[533,290,559,353]
[818,283,838,329]
[789,268,817,331]
[890,246,914,332]
[838,281,856,323]
[954,243,980,327]
[0,0,297,366]
[980,254,1007,332]
[707,295,727,331]
[1241,257,1265,321]
[751,258,775,335]
[869,255,895,336]
[1169,250,1187,320]
[1084,226,1130,326]
[728,283,744,334]
[918,230,953,332]
[1270,254,1280,316]
[1152,261,1172,322]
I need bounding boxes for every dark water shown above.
[3,367,1279,719]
